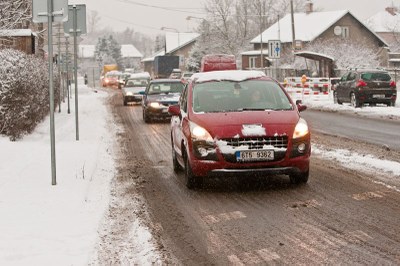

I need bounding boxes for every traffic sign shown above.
[63,5,87,36]
[32,0,68,23]
[268,40,281,59]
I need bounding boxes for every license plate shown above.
[236,150,274,162]
[373,94,385,99]
[162,108,168,113]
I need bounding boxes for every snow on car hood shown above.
[146,93,181,103]
[190,110,299,138]
[123,86,146,94]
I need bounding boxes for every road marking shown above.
[352,191,384,201]
[228,254,244,265]
[203,211,246,225]
[286,199,321,209]
[228,248,280,264]
[256,248,281,261]
[207,232,225,254]
[347,230,373,242]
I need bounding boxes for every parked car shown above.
[168,70,311,189]
[142,79,185,123]
[122,77,149,106]
[333,69,397,107]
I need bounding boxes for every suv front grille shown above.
[223,136,288,149]
[220,136,288,163]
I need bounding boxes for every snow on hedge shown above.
[0,49,60,140]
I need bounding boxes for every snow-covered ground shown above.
[0,82,399,265]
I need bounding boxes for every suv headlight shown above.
[149,102,162,108]
[189,122,217,160]
[293,118,309,139]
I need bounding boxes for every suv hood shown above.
[146,93,181,103]
[190,111,299,138]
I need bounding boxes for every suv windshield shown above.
[125,79,148,87]
[193,80,293,113]
[361,72,391,81]
[148,82,184,95]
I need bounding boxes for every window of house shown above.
[249,56,257,69]
[342,27,349,38]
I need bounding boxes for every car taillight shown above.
[390,80,396,88]
[356,79,367,88]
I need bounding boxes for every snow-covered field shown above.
[0,82,399,265]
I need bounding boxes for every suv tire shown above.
[350,92,360,108]
[184,151,202,189]
[143,110,150,123]
[333,91,342,105]
[289,170,309,184]
[171,140,182,172]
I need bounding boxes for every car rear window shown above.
[148,83,184,95]
[193,80,293,113]
[361,72,391,81]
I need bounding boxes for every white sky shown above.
[0,78,399,264]
[71,0,400,35]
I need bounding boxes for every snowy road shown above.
[302,109,400,150]
[96,90,400,264]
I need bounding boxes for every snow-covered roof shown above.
[294,51,335,61]
[0,29,37,37]
[365,10,400,33]
[251,10,387,46]
[192,70,266,83]
[78,44,143,58]
[141,50,164,62]
[165,32,200,54]
[121,44,143,58]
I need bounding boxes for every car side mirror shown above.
[168,104,181,116]
[296,100,307,112]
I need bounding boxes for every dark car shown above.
[168,70,310,189]
[142,79,185,123]
[333,69,397,107]
[122,78,149,106]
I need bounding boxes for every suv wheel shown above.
[123,98,127,106]
[184,151,202,189]
[333,91,342,105]
[350,92,360,108]
[143,109,150,123]
[389,100,396,107]
[289,170,309,184]
[171,140,182,172]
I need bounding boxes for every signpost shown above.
[64,4,87,141]
[268,40,281,59]
[32,0,68,185]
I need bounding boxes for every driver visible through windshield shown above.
[193,80,293,113]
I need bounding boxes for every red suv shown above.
[168,70,311,189]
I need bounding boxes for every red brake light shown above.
[356,79,367,87]
[390,80,396,88]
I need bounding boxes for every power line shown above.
[116,0,206,15]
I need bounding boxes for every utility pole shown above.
[290,0,296,51]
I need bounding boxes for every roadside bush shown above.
[0,49,60,140]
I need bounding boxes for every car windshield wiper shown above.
[238,108,268,111]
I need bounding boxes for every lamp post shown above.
[160,26,180,51]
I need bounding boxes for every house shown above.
[366,6,400,68]
[247,2,388,77]
[142,32,199,76]
[0,29,38,55]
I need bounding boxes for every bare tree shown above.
[0,0,31,30]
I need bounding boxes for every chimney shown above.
[305,0,313,14]
[385,6,398,16]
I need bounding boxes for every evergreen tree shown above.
[94,35,122,68]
